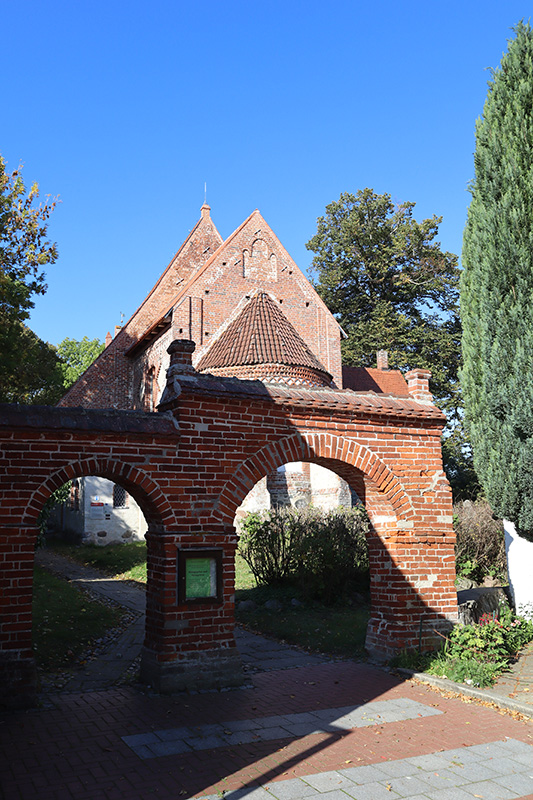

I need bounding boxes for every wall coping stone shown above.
[0,404,179,435]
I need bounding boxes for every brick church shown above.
[59,204,415,543]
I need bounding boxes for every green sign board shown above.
[185,557,217,599]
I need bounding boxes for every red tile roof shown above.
[197,293,330,379]
[342,366,409,396]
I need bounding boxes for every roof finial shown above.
[201,183,211,218]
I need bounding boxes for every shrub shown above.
[392,605,533,687]
[454,499,506,583]
[238,506,369,604]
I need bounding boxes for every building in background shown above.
[58,205,410,543]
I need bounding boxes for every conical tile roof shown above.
[196,293,331,385]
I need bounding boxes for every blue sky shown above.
[2,0,530,346]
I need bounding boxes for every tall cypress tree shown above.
[461,21,533,539]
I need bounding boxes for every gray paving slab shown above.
[341,781,401,800]
[265,778,320,799]
[415,768,468,789]
[338,764,391,784]
[377,760,418,778]
[384,775,435,796]
[305,792,354,800]
[493,771,533,794]
[460,780,517,800]
[424,788,480,800]
[122,698,442,758]
[300,771,357,793]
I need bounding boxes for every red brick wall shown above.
[0,378,456,703]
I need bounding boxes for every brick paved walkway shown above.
[2,661,533,799]
[14,551,531,799]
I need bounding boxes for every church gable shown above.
[59,204,344,409]
[182,210,344,385]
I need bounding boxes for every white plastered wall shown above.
[81,476,147,545]
[504,520,533,618]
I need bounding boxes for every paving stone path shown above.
[35,549,334,692]
[18,549,532,800]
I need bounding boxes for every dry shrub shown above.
[454,499,506,583]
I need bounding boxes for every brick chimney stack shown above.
[405,369,433,403]
[167,339,196,374]
[376,350,388,370]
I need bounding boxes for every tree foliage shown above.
[461,21,533,539]
[0,323,64,404]
[57,336,104,390]
[306,189,461,417]
[0,156,60,403]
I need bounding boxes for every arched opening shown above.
[46,475,148,547]
[26,461,169,692]
[217,432,419,658]
[231,458,385,659]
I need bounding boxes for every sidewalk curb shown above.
[395,667,533,718]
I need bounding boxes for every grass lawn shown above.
[50,538,148,583]
[33,565,124,670]
[46,539,370,658]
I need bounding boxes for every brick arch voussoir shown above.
[22,458,175,529]
[302,432,414,521]
[215,432,413,524]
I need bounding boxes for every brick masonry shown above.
[0,343,457,706]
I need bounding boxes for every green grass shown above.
[236,604,369,657]
[32,565,124,670]
[50,539,148,583]
[46,540,370,658]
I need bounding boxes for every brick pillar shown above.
[140,525,244,693]
[0,526,38,708]
[405,369,433,403]
[376,350,388,370]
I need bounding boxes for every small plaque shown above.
[177,549,223,604]
[185,557,216,599]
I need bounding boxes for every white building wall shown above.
[504,520,533,618]
[81,476,147,545]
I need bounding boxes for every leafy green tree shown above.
[306,189,461,417]
[0,156,59,403]
[57,336,104,390]
[461,21,533,539]
[0,323,64,404]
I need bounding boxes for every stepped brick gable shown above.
[59,206,344,412]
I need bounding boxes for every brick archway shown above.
[0,362,458,705]
[215,431,414,525]
[23,457,174,531]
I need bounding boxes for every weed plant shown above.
[393,606,533,687]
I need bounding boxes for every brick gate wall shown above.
[0,363,457,706]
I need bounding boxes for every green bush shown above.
[453,499,506,583]
[238,506,369,604]
[392,606,533,687]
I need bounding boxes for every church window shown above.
[113,484,128,508]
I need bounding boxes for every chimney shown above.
[376,350,388,370]
[405,369,433,403]
[114,325,121,338]
[105,331,112,347]
[167,339,196,374]
[158,339,197,408]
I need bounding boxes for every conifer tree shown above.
[461,21,533,539]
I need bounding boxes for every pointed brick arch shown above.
[22,458,175,530]
[215,431,414,524]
